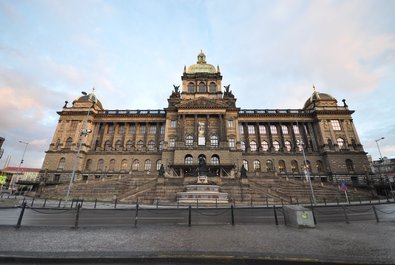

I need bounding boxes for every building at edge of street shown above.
[38,51,374,202]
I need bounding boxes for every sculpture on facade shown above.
[158,164,165,177]
[240,165,247,178]
[198,156,208,176]
[223,84,234,97]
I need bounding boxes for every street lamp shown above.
[375,137,385,161]
[64,90,96,206]
[375,137,393,195]
[10,141,29,193]
[297,139,317,205]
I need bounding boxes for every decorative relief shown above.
[180,98,231,108]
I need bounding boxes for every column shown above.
[267,123,273,151]
[278,123,285,152]
[307,122,318,151]
[194,114,198,144]
[290,123,297,151]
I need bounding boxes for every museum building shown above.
[40,51,372,202]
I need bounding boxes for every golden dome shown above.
[186,50,217,74]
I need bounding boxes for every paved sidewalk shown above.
[0,221,394,264]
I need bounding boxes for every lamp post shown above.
[64,90,96,206]
[297,139,316,205]
[10,141,29,193]
[375,137,393,195]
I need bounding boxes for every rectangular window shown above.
[118,124,125,134]
[229,138,235,148]
[293,125,300,135]
[107,124,114,134]
[171,120,177,128]
[227,120,234,128]
[160,125,165,134]
[239,124,244,134]
[248,125,255,134]
[169,138,175,147]
[331,120,341,131]
[270,125,277,134]
[140,125,146,134]
[129,124,136,134]
[150,125,156,134]
[259,125,266,134]
[281,125,288,134]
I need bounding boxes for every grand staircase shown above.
[248,173,372,204]
[41,172,374,205]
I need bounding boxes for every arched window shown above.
[284,141,291,152]
[97,159,104,171]
[229,138,235,148]
[261,141,269,151]
[242,160,249,171]
[55,139,61,150]
[211,155,220,165]
[337,138,345,149]
[316,160,323,173]
[147,140,155,151]
[273,141,280,151]
[126,140,133,151]
[121,159,128,171]
[185,155,193,165]
[115,140,122,151]
[185,135,193,146]
[278,160,286,173]
[109,159,116,171]
[159,140,164,150]
[241,141,246,151]
[85,159,92,171]
[104,140,112,151]
[346,159,354,172]
[209,82,216,93]
[198,82,206,92]
[298,141,304,151]
[210,135,218,147]
[144,160,151,171]
[291,160,299,173]
[169,138,175,147]
[57,157,66,170]
[266,160,274,171]
[253,160,261,172]
[188,82,195,93]
[137,140,144,150]
[156,160,162,171]
[132,159,139,171]
[250,141,257,152]
[65,137,73,149]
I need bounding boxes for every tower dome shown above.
[73,91,103,109]
[303,88,337,109]
[186,50,217,74]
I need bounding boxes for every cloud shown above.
[1,0,395,167]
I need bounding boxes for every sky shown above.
[0,0,394,169]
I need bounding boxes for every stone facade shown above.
[40,51,372,201]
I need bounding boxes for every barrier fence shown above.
[1,192,395,210]
[2,199,394,229]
